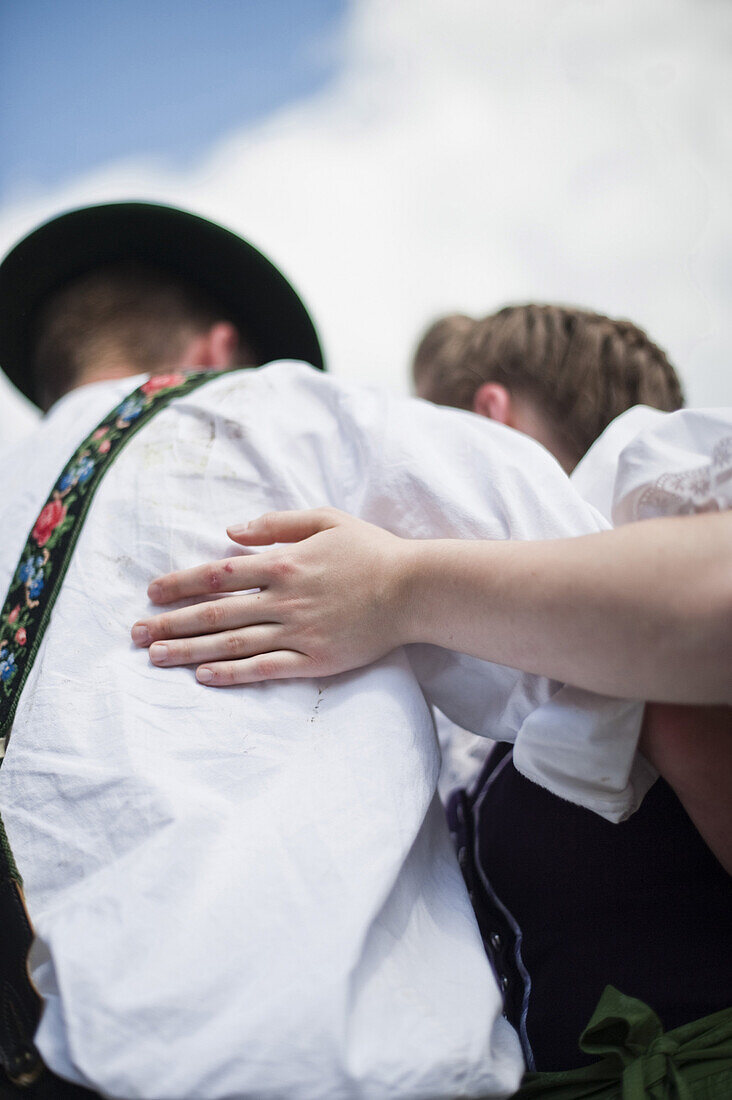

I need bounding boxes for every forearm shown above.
[401,512,732,703]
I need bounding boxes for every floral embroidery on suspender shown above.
[0,369,231,747]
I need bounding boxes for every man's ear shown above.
[184,323,240,369]
[205,323,239,368]
[472,382,514,426]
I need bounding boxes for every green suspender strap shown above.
[0,370,228,1096]
[514,986,732,1100]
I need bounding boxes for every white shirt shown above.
[0,363,646,1099]
[0,368,40,451]
[571,404,732,524]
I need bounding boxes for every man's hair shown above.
[31,263,241,410]
[412,304,684,465]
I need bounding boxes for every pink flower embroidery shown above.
[98,439,111,454]
[32,499,67,547]
[141,373,186,395]
[7,605,20,624]
[92,428,108,440]
[15,628,27,646]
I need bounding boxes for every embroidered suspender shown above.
[0,369,230,1090]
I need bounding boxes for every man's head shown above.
[31,263,243,410]
[0,202,324,411]
[413,304,684,471]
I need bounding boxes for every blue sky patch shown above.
[0,0,348,200]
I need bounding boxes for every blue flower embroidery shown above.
[19,555,43,583]
[19,559,35,584]
[0,651,17,682]
[116,396,145,422]
[76,455,95,483]
[19,555,45,598]
[58,454,95,491]
[28,574,45,598]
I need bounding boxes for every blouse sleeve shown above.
[612,408,732,524]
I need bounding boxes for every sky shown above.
[0,0,346,199]
[1,0,730,442]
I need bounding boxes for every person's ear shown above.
[184,323,240,369]
[205,323,239,368]
[472,382,514,426]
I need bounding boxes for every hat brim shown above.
[0,202,325,408]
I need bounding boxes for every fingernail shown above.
[197,667,214,683]
[227,524,249,538]
[150,643,168,663]
[148,583,162,602]
[131,624,150,645]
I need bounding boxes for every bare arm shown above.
[132,507,732,703]
[640,703,732,872]
[403,510,732,703]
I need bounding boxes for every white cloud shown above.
[2,0,730,441]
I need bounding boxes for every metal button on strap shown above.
[7,1044,44,1088]
[500,974,510,992]
[490,931,502,950]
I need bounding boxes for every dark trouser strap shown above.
[0,1066,100,1099]
[0,869,99,1098]
[0,842,42,1089]
[0,871,98,1098]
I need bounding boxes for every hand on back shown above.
[132,508,412,685]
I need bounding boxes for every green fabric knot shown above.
[580,986,665,1066]
[621,1039,690,1100]
[648,1036,680,1058]
[515,987,732,1099]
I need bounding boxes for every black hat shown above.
[0,201,325,408]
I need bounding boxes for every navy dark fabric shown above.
[447,743,732,1073]
[0,1066,99,1098]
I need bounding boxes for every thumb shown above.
[227,507,343,546]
